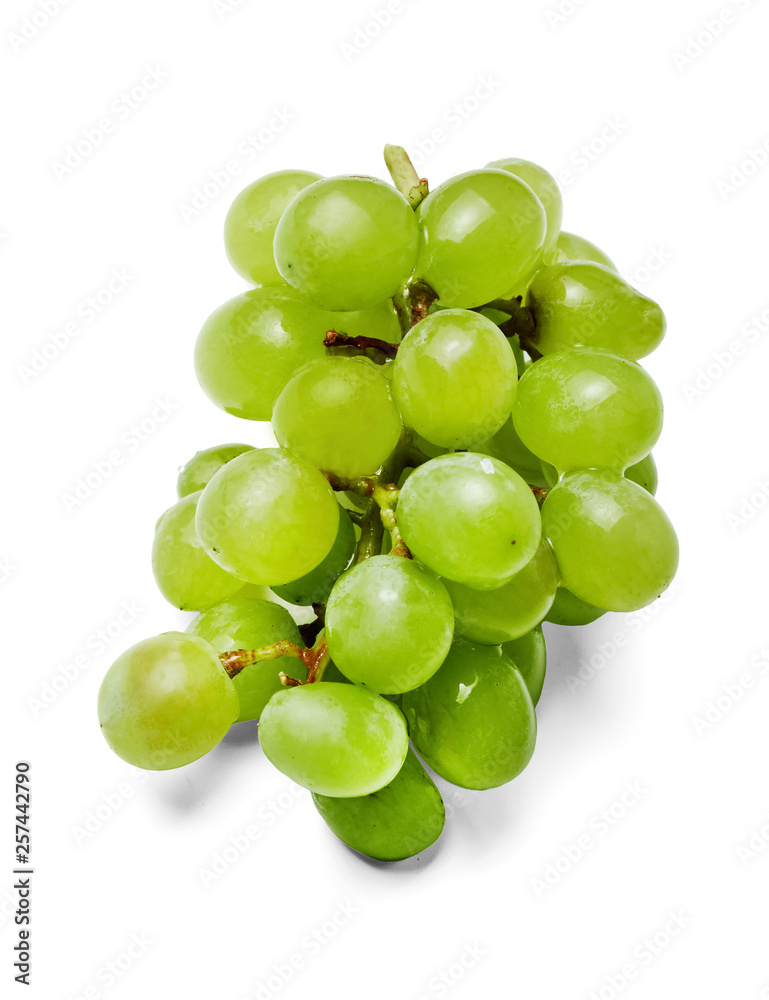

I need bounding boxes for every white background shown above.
[3,0,768,997]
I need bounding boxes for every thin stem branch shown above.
[384,144,429,208]
[324,329,398,362]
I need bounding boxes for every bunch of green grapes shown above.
[97,146,677,863]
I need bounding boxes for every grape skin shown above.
[259,682,408,797]
[196,449,339,586]
[397,452,542,590]
[97,633,238,770]
[392,309,517,450]
[542,470,679,612]
[325,555,454,694]
[272,356,403,479]
[224,170,322,285]
[152,491,246,611]
[177,443,255,498]
[274,175,418,311]
[513,347,663,473]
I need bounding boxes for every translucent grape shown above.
[330,298,402,345]
[196,449,339,586]
[486,157,563,256]
[392,309,517,449]
[545,587,606,626]
[97,633,238,770]
[402,638,536,789]
[478,416,549,487]
[325,555,454,693]
[194,288,330,420]
[443,538,558,644]
[152,491,245,611]
[273,176,418,310]
[272,357,402,478]
[542,470,679,612]
[312,749,444,861]
[416,169,546,309]
[187,596,305,720]
[625,452,658,494]
[259,682,408,796]
[528,261,665,360]
[513,348,663,472]
[224,170,322,285]
[272,506,356,606]
[396,453,542,590]
[177,443,254,498]
[551,231,617,270]
[501,626,546,706]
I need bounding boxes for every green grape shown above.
[325,555,454,694]
[396,453,542,590]
[545,587,606,626]
[272,506,356,606]
[196,449,339,586]
[97,633,238,770]
[274,175,418,310]
[392,309,517,449]
[187,597,305,720]
[195,287,329,420]
[443,538,558,644]
[416,169,546,309]
[329,298,402,345]
[513,348,663,472]
[177,443,255,498]
[312,749,444,861]
[152,491,245,611]
[551,231,617,271]
[486,157,563,256]
[478,416,549,487]
[259,682,408,796]
[402,638,536,789]
[501,626,547,706]
[224,170,322,285]
[542,470,678,612]
[625,452,658,494]
[527,261,665,360]
[540,460,559,487]
[272,357,402,478]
